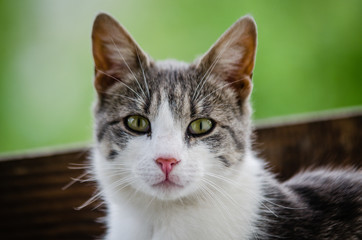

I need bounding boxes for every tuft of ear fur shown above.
[92,13,150,96]
[196,16,257,100]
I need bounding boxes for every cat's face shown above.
[92,13,256,201]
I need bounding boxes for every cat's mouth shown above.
[153,179,183,189]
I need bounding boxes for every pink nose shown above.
[156,157,180,175]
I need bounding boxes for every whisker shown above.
[135,47,150,99]
[192,39,232,102]
[200,181,234,220]
[110,37,147,99]
[197,77,246,105]
[144,195,156,211]
[69,163,91,167]
[62,171,90,190]
[75,190,103,210]
[75,175,136,210]
[202,177,239,208]
[192,50,222,101]
[205,171,303,216]
[92,200,105,211]
[68,166,91,170]
[99,89,145,106]
[96,68,146,105]
[67,166,89,170]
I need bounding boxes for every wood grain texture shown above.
[0,150,104,240]
[255,113,362,180]
[0,113,361,239]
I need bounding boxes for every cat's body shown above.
[259,169,362,239]
[90,13,362,239]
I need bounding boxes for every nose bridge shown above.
[152,101,183,158]
[154,129,182,157]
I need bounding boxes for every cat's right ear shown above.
[196,16,257,100]
[92,13,150,96]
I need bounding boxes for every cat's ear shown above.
[196,16,257,99]
[92,13,150,95]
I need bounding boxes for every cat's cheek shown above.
[170,162,202,186]
[134,160,165,186]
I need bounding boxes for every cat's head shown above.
[91,13,257,201]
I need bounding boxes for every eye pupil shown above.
[137,118,141,127]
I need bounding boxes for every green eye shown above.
[126,115,150,133]
[188,118,214,136]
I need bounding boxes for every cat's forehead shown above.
[147,62,197,120]
[154,59,189,70]
[101,60,240,123]
[149,60,197,88]
[148,63,237,118]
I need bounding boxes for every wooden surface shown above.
[0,150,104,240]
[255,112,362,180]
[0,112,361,239]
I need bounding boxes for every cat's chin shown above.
[153,179,183,189]
[142,180,194,201]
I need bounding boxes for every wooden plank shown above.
[0,150,104,240]
[0,112,361,239]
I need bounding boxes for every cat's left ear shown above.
[92,13,151,96]
[196,16,257,99]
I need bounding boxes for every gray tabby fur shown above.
[91,13,362,239]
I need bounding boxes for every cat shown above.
[90,13,362,240]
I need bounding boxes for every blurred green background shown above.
[0,0,361,154]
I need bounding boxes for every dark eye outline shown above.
[187,118,215,137]
[124,115,151,134]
